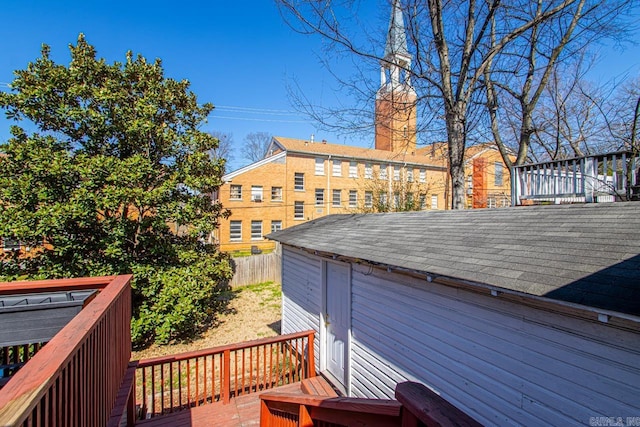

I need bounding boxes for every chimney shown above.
[322,139,327,144]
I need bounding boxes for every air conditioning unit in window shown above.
[252,196,263,202]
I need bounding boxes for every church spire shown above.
[375,0,417,153]
[384,0,410,67]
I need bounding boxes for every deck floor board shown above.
[137,382,304,427]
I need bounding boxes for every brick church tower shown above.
[375,0,417,154]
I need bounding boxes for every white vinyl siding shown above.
[281,247,322,366]
[280,248,640,425]
[348,265,640,425]
[315,158,325,175]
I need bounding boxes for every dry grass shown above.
[132,281,282,360]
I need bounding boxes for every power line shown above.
[216,105,297,114]
[212,115,309,124]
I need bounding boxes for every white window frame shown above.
[315,188,325,206]
[393,166,401,181]
[315,158,325,175]
[229,221,242,242]
[365,163,372,179]
[407,169,414,182]
[271,186,283,201]
[2,237,21,252]
[271,220,282,233]
[495,162,504,186]
[294,201,304,219]
[349,190,357,208]
[364,191,373,208]
[332,189,341,207]
[294,173,304,191]
[332,160,342,177]
[419,169,426,183]
[251,185,263,202]
[251,220,263,240]
[379,164,388,181]
[431,195,438,210]
[349,161,357,178]
[230,185,242,200]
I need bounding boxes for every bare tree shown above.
[208,131,234,172]
[277,0,608,209]
[356,169,433,213]
[242,131,273,163]
[483,0,633,169]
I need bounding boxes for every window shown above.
[419,194,426,209]
[271,186,283,201]
[431,195,438,210]
[419,169,426,183]
[251,220,263,240]
[229,221,242,241]
[230,185,242,200]
[365,163,372,179]
[315,158,324,175]
[379,164,388,180]
[294,201,304,219]
[364,191,373,208]
[393,166,401,181]
[393,192,400,209]
[380,192,388,207]
[349,190,357,207]
[407,192,414,208]
[349,161,358,178]
[3,237,20,252]
[315,188,325,206]
[495,162,504,186]
[251,185,263,202]
[332,189,341,207]
[332,160,342,176]
[271,220,282,233]
[407,169,414,182]
[294,173,304,191]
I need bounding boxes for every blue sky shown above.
[1,1,638,171]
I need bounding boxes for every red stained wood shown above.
[0,275,132,426]
[395,381,482,427]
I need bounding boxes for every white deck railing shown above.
[511,151,640,206]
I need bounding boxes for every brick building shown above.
[214,137,447,252]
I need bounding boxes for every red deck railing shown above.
[0,275,133,426]
[134,330,316,420]
[259,381,483,427]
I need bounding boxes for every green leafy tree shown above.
[0,34,233,348]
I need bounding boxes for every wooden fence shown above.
[229,250,281,287]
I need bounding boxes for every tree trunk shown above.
[447,107,467,209]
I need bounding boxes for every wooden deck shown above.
[136,381,310,426]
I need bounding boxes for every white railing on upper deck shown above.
[511,151,640,206]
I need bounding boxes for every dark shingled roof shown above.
[268,202,640,317]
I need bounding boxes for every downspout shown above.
[327,155,332,215]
